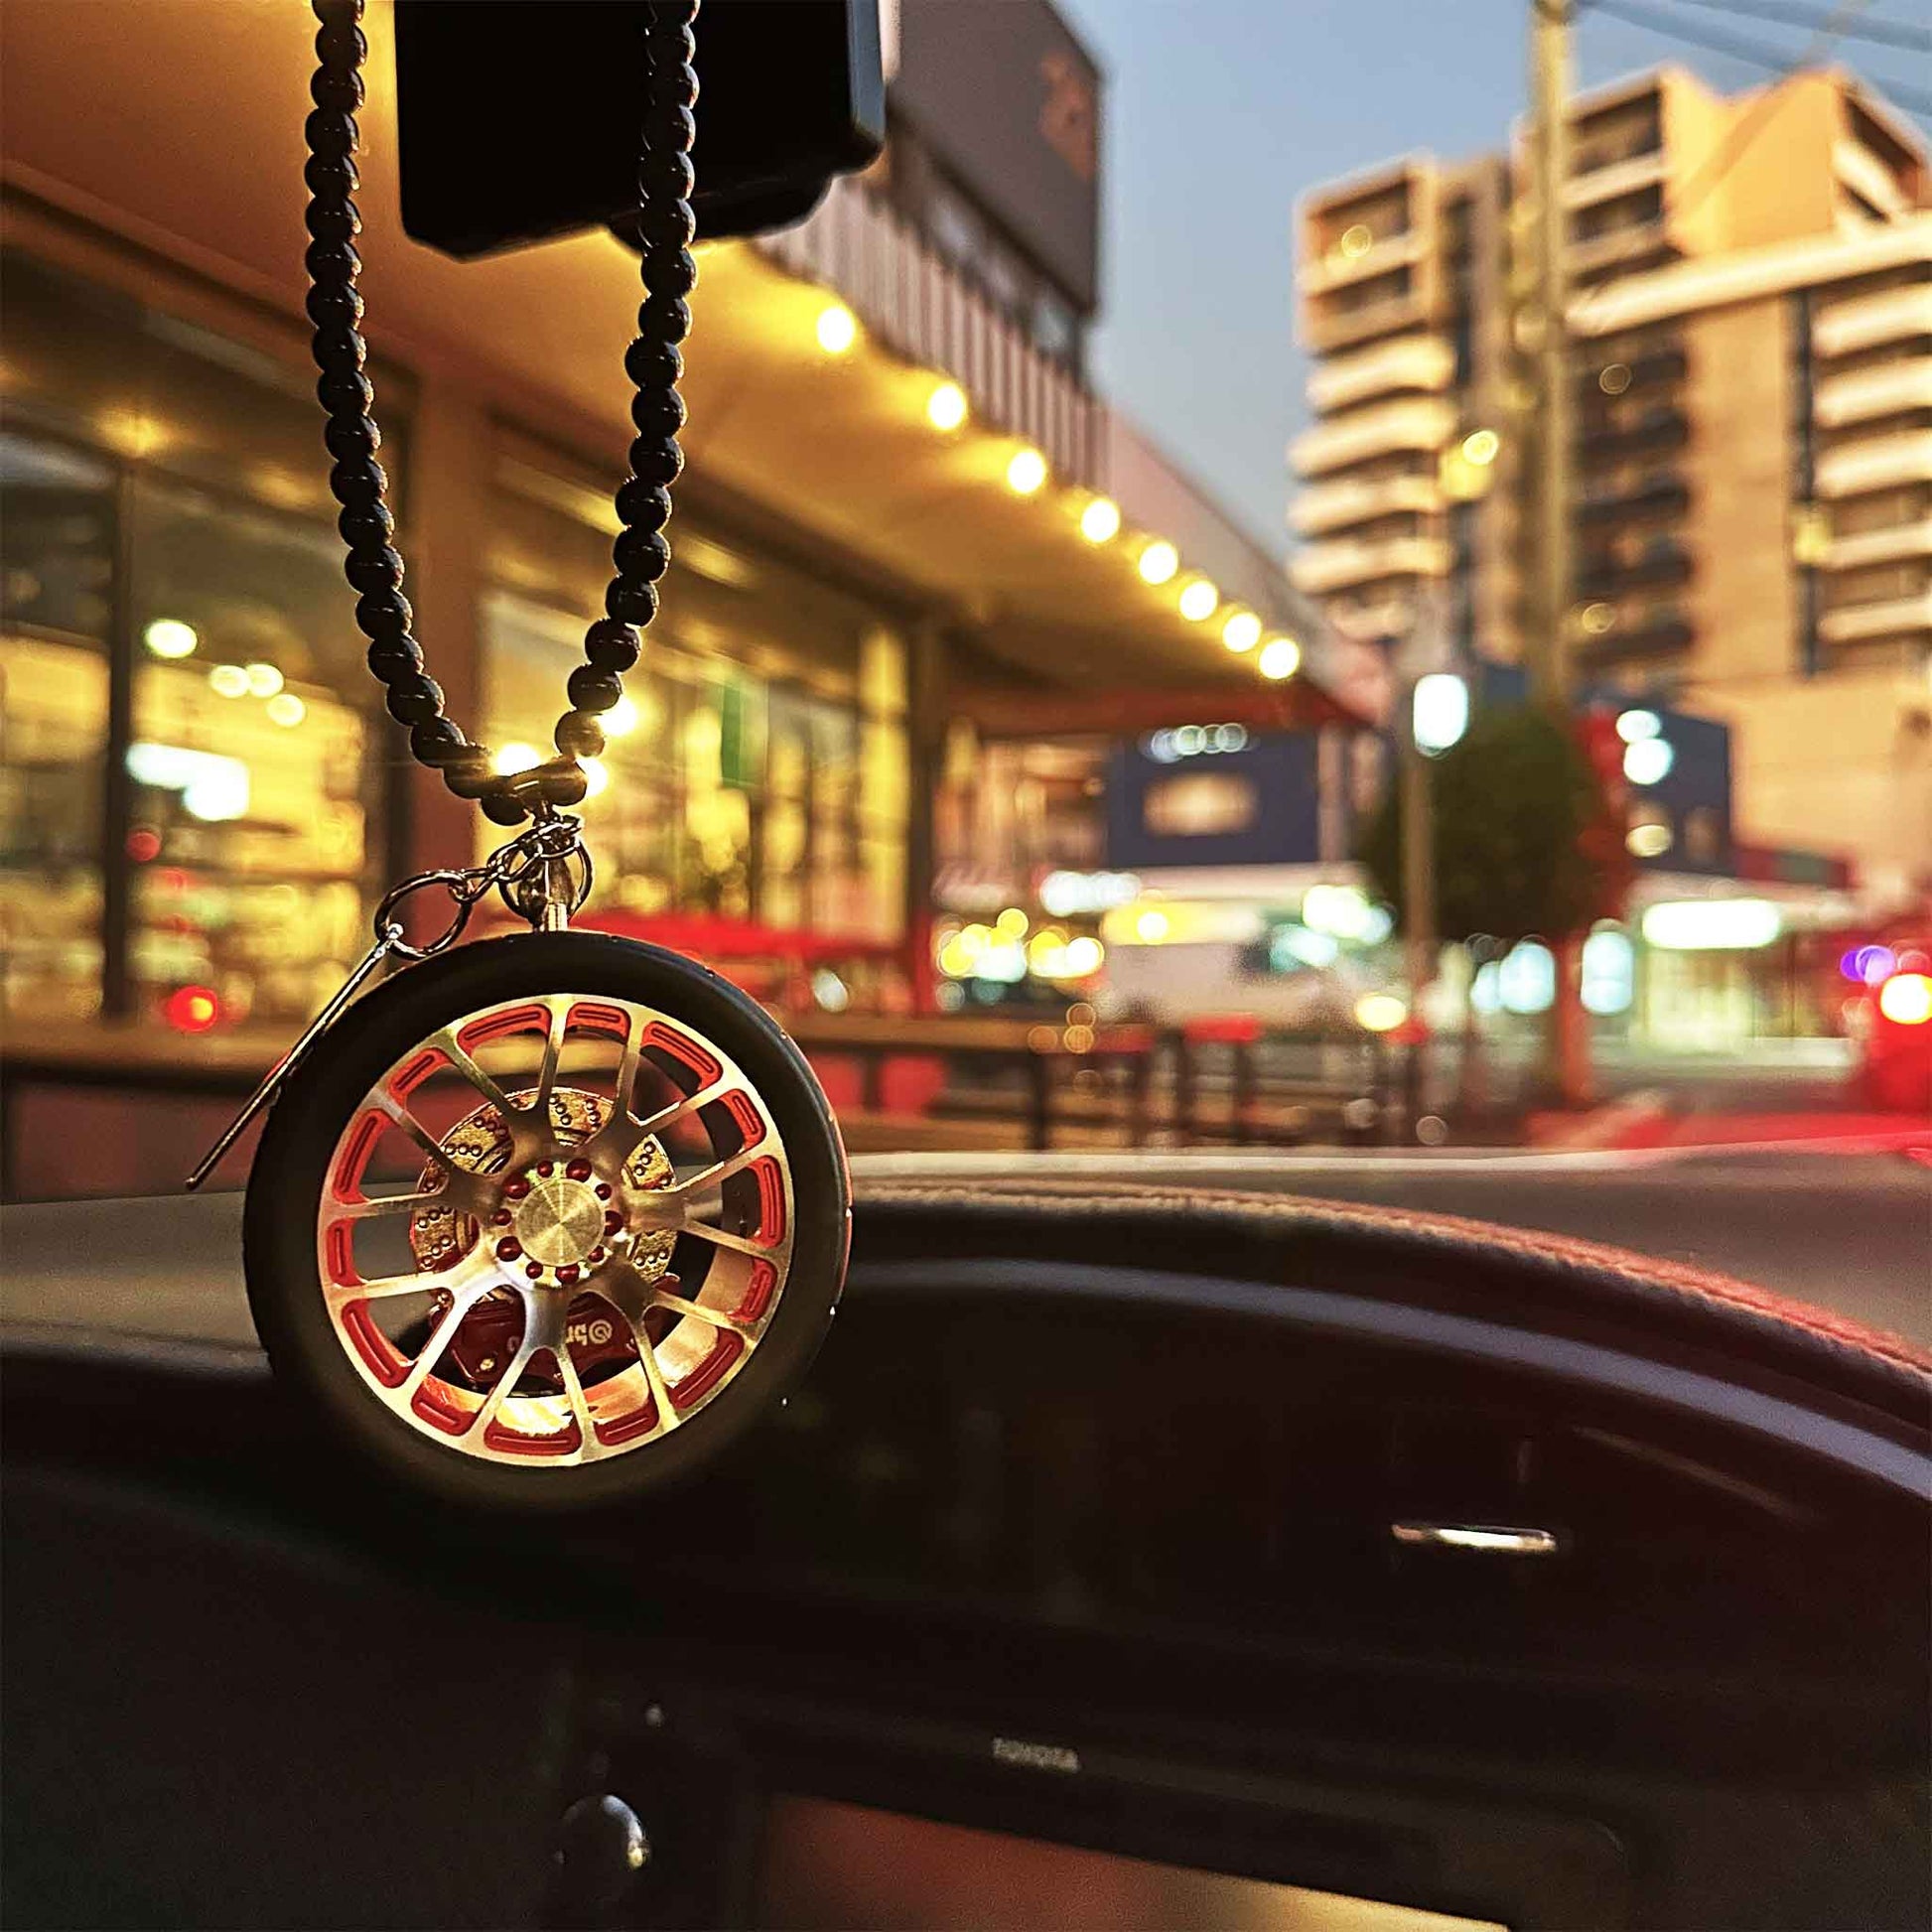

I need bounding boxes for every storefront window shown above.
[483,443,909,945]
[0,247,399,1032]
[0,433,114,1020]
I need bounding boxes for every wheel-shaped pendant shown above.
[243,932,849,1510]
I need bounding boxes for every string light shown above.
[1221,611,1262,653]
[1006,448,1047,494]
[143,619,198,659]
[1259,636,1301,680]
[1138,540,1178,586]
[815,303,858,353]
[1177,578,1219,622]
[926,380,968,431]
[1079,496,1121,543]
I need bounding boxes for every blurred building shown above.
[1291,66,1932,912]
[0,0,1348,1193]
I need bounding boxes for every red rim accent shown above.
[733,1259,778,1323]
[672,1330,744,1411]
[331,1111,385,1204]
[650,1021,723,1088]
[458,1002,552,1049]
[723,1087,766,1151]
[342,1303,410,1387]
[752,1155,786,1244]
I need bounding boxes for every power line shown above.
[1582,0,1930,114]
[1666,0,1930,55]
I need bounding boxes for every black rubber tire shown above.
[243,931,849,1513]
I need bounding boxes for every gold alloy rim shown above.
[315,993,796,1465]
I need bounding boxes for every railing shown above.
[758,177,1101,487]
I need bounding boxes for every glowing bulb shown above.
[815,303,858,353]
[578,756,610,798]
[143,619,198,659]
[493,742,543,776]
[1460,428,1500,466]
[1080,496,1121,543]
[604,694,639,737]
[996,906,1030,937]
[1338,223,1373,260]
[1877,972,1932,1026]
[1006,447,1047,494]
[1355,992,1408,1033]
[244,662,284,697]
[926,380,968,431]
[1134,908,1171,942]
[1177,578,1219,622]
[265,693,306,728]
[1623,737,1674,785]
[1259,636,1301,680]
[1615,708,1661,742]
[208,664,250,699]
[1138,540,1178,586]
[1221,610,1262,653]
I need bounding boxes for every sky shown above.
[1057,0,1929,551]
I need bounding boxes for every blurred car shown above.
[1852,941,1932,1115]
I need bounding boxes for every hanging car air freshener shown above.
[188,0,850,1512]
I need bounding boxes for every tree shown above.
[1356,702,1625,951]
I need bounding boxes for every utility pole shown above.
[1526,0,1592,1105]
[1398,644,1438,1137]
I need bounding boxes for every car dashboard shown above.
[3,1180,1928,1930]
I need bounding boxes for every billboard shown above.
[1107,731,1323,873]
[893,0,1102,314]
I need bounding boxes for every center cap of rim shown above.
[495,1160,621,1285]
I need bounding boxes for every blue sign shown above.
[1107,730,1323,871]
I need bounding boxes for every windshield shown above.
[1,0,1927,1351]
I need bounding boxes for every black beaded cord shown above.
[304,0,699,827]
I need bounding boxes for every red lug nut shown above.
[525,1262,544,1281]
[604,1209,624,1233]
[502,1175,531,1201]
[594,1182,614,1201]
[588,1247,606,1266]
[495,1237,523,1262]
[490,1208,512,1227]
[557,1264,581,1287]
[537,1162,554,1177]
[566,1158,593,1181]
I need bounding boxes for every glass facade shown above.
[483,444,909,946]
[0,248,397,1031]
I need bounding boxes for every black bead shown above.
[384,674,444,726]
[304,108,358,160]
[638,200,696,253]
[623,338,681,390]
[304,237,360,284]
[330,455,387,507]
[318,367,373,415]
[566,666,622,714]
[366,637,423,682]
[626,436,683,487]
[649,22,698,72]
[410,717,468,765]
[584,619,642,671]
[639,295,691,344]
[354,588,413,639]
[310,65,364,112]
[606,579,660,626]
[615,477,673,531]
[313,17,365,66]
[614,527,672,583]
[311,325,366,373]
[345,544,403,594]
[482,792,528,827]
[537,762,591,809]
[554,712,606,759]
[445,755,495,799]
[306,283,363,332]
[640,246,696,299]
[314,0,365,29]
[340,501,394,548]
[640,151,696,203]
[629,389,685,439]
[325,415,379,461]
[303,152,359,199]
[304,198,360,244]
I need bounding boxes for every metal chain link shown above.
[304,0,700,826]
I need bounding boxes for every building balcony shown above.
[1301,227,1426,297]
[1291,396,1457,478]
[1578,539,1694,597]
[1813,284,1932,359]
[1574,611,1695,666]
[1815,429,1932,498]
[1820,517,1932,572]
[1562,148,1668,211]
[1578,405,1690,464]
[1308,334,1455,412]
[1818,588,1932,644]
[1575,475,1692,526]
[758,176,1099,486]
[1292,471,1441,537]
[1567,219,1674,280]
[1833,138,1912,222]
[1291,534,1451,597]
[1299,286,1434,355]
[1814,357,1932,430]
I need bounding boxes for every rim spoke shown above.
[649,1286,755,1339]
[323,1187,457,1225]
[527,996,571,1128]
[395,1278,496,1403]
[668,1143,761,1198]
[427,1028,518,1120]
[551,1337,610,1460]
[329,1242,500,1312]
[469,1327,541,1438]
[676,1219,779,1260]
